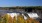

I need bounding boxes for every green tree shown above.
[0,15,3,23]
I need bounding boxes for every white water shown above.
[7,13,39,20]
[27,13,39,19]
[7,13,19,20]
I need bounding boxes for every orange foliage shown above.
[2,14,40,23]
[25,18,40,23]
[8,15,13,23]
[17,15,24,23]
[13,16,17,23]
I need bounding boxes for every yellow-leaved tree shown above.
[24,14,40,23]
[13,16,17,23]
[17,15,24,23]
[8,15,13,23]
[3,14,9,23]
[25,18,40,23]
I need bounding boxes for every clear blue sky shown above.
[0,0,42,7]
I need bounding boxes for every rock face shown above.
[32,10,42,18]
[32,10,42,23]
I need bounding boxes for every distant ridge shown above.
[0,6,42,10]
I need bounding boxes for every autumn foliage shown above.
[17,15,24,23]
[13,16,17,23]
[0,14,40,23]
